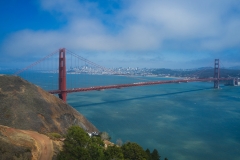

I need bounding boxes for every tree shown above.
[145,148,152,160]
[151,149,160,160]
[100,131,111,141]
[88,136,105,160]
[90,136,104,147]
[88,142,105,160]
[116,138,123,146]
[57,126,165,160]
[57,126,91,160]
[121,142,148,160]
[104,145,124,160]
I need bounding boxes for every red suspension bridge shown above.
[15,48,238,102]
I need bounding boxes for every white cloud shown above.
[1,30,61,56]
[1,0,240,68]
[202,19,240,51]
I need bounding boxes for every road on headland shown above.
[21,130,53,160]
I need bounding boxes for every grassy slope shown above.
[0,75,98,134]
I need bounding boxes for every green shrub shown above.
[57,126,163,160]
[47,132,62,140]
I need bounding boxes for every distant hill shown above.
[151,68,240,78]
[228,66,240,70]
[0,75,98,134]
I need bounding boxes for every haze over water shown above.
[67,75,240,160]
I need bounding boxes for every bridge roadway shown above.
[48,78,234,94]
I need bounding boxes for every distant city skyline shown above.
[0,0,240,69]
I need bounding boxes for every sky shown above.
[0,0,240,69]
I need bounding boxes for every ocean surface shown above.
[3,72,240,160]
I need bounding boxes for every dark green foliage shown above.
[65,125,90,147]
[57,126,92,160]
[145,148,152,160]
[145,148,161,160]
[88,143,105,160]
[57,126,163,160]
[88,137,105,160]
[58,126,105,160]
[104,145,124,160]
[151,149,160,160]
[121,142,148,160]
[90,136,104,147]
[164,158,168,160]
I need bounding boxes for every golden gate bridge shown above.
[14,48,238,102]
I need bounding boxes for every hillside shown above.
[0,75,98,134]
[0,124,61,160]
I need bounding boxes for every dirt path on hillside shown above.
[21,130,53,160]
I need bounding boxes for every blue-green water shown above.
[67,75,240,160]
[3,72,240,160]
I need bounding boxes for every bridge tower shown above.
[214,59,220,89]
[58,48,67,102]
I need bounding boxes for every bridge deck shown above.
[48,78,234,94]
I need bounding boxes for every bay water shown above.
[4,72,240,160]
[66,75,240,160]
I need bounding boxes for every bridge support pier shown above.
[58,48,67,102]
[214,59,220,89]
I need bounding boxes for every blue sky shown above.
[0,0,240,69]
